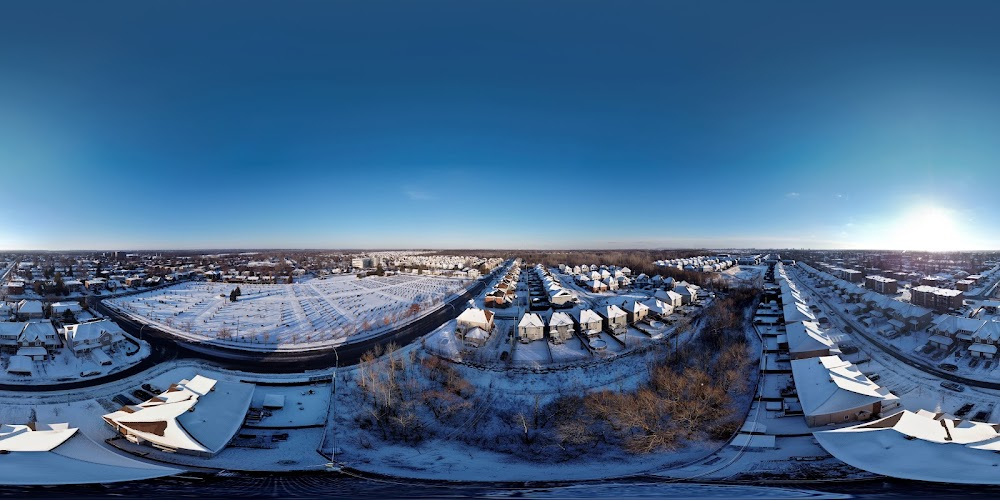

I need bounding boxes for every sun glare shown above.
[890,206,967,251]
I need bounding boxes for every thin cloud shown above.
[786,192,801,199]
[404,189,435,201]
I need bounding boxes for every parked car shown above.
[939,363,958,372]
[940,381,965,392]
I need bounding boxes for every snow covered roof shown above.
[0,423,77,452]
[102,375,254,456]
[464,326,490,342]
[16,300,43,314]
[624,300,649,314]
[815,410,1000,484]
[933,315,987,335]
[642,298,674,315]
[975,321,1000,343]
[549,311,574,327]
[884,301,933,319]
[518,313,544,329]
[456,308,494,326]
[969,343,998,354]
[18,321,57,343]
[0,322,26,338]
[784,321,835,355]
[64,319,125,343]
[654,290,683,302]
[6,355,32,374]
[928,334,954,346]
[16,346,47,357]
[783,301,816,324]
[0,431,181,485]
[791,355,895,418]
[578,309,602,325]
[598,304,627,319]
[50,301,83,312]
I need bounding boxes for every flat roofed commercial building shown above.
[911,285,964,313]
[864,275,898,295]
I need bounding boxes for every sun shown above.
[890,206,967,251]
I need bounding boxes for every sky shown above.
[2,1,1000,251]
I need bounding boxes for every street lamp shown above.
[331,343,339,466]
[139,324,148,342]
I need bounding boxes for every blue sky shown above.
[2,1,999,250]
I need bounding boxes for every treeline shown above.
[433,250,722,286]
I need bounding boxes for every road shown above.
[791,267,1000,391]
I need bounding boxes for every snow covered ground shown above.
[105,274,470,350]
[0,338,151,385]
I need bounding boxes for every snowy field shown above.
[105,274,469,350]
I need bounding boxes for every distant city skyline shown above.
[3,1,1000,251]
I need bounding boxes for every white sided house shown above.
[63,319,126,353]
[548,311,575,344]
[517,313,545,343]
[642,298,674,319]
[456,308,495,348]
[456,307,495,333]
[621,300,649,324]
[672,285,696,304]
[654,290,684,308]
[102,374,255,458]
[791,355,898,427]
[598,304,628,335]
[577,309,603,337]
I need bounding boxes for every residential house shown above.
[0,321,27,353]
[6,281,25,295]
[63,319,126,353]
[517,312,545,343]
[577,309,603,337]
[598,304,628,335]
[17,320,60,353]
[455,308,495,333]
[641,298,674,319]
[50,301,84,318]
[654,289,684,308]
[16,299,44,320]
[460,327,491,348]
[548,312,575,344]
[673,285,696,304]
[621,300,650,324]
